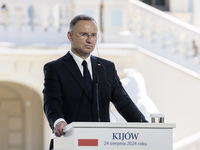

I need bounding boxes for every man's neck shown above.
[71,49,90,60]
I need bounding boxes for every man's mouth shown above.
[85,45,93,49]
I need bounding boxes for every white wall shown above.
[169,0,189,12]
[95,46,200,142]
[193,0,200,28]
[1,43,200,148]
[131,49,200,142]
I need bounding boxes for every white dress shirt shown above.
[69,50,93,79]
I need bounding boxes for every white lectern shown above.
[53,122,175,150]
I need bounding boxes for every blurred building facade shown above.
[0,0,200,150]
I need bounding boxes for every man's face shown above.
[68,20,98,59]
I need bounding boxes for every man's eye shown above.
[91,34,97,37]
[80,33,88,36]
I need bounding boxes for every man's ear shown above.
[67,31,73,42]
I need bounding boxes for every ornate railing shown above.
[0,0,200,75]
[129,0,200,75]
[0,0,71,44]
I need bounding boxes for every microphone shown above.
[96,73,101,122]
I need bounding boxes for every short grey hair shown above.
[69,14,97,31]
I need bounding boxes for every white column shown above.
[47,4,54,27]
[7,3,16,29]
[72,0,101,26]
[0,4,9,29]
[102,0,131,43]
[21,3,31,30]
[60,4,69,27]
[32,3,43,30]
[53,4,61,30]
[193,0,200,29]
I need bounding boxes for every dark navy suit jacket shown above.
[43,52,147,130]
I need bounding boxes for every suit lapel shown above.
[62,52,91,100]
[91,56,98,84]
[91,56,103,105]
[91,55,106,86]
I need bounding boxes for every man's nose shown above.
[86,35,94,42]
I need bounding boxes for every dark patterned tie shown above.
[82,60,93,98]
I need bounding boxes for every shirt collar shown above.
[69,50,91,65]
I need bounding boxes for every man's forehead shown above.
[76,20,97,25]
[74,20,98,32]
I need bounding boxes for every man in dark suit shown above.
[43,14,147,149]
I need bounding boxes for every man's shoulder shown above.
[92,55,114,65]
[45,52,70,66]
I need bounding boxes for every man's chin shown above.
[84,48,94,54]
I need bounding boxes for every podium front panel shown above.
[54,123,175,150]
[74,128,172,150]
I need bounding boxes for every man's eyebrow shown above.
[79,32,97,34]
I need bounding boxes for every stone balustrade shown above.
[0,0,72,44]
[0,0,200,74]
[129,0,200,74]
[0,0,71,30]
